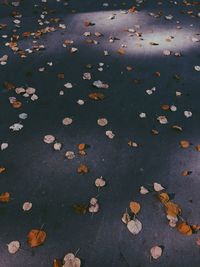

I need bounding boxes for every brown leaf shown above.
[0,167,6,173]
[73,203,87,215]
[88,92,105,101]
[161,104,170,110]
[129,201,141,215]
[27,229,46,248]
[4,81,15,90]
[77,164,89,174]
[196,145,200,152]
[0,192,10,202]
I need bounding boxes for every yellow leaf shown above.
[158,193,169,204]
[165,201,181,217]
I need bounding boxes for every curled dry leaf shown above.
[167,214,178,228]
[54,142,62,151]
[0,192,10,202]
[153,182,165,192]
[127,219,142,235]
[150,246,163,259]
[177,222,192,236]
[129,201,141,215]
[7,241,20,254]
[63,253,81,267]
[122,211,131,224]
[27,229,46,248]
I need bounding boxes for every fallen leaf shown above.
[63,253,81,267]
[150,246,163,259]
[180,140,190,148]
[0,192,10,202]
[140,186,149,194]
[88,92,105,100]
[177,222,192,236]
[73,203,87,215]
[129,201,141,215]
[22,202,32,211]
[53,259,62,267]
[95,176,106,188]
[165,201,181,217]
[7,241,20,254]
[27,229,46,248]
[122,211,131,224]
[77,164,89,174]
[127,219,142,235]
[153,182,165,192]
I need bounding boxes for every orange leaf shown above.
[161,104,170,110]
[177,222,192,236]
[0,192,10,203]
[196,145,200,152]
[180,140,190,148]
[165,201,181,217]
[78,143,86,151]
[12,101,22,109]
[27,229,46,248]
[129,201,141,215]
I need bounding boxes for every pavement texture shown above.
[0,0,200,266]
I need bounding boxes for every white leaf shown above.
[7,241,20,254]
[95,176,106,187]
[1,143,8,151]
[153,182,165,192]
[150,246,163,259]
[43,135,55,144]
[19,113,28,120]
[63,253,81,267]
[9,123,23,131]
[184,110,192,118]
[22,202,32,211]
[106,130,115,139]
[157,116,168,124]
[140,186,149,194]
[64,83,73,89]
[97,118,108,126]
[53,142,62,151]
[62,117,73,125]
[127,219,142,235]
[194,65,200,72]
